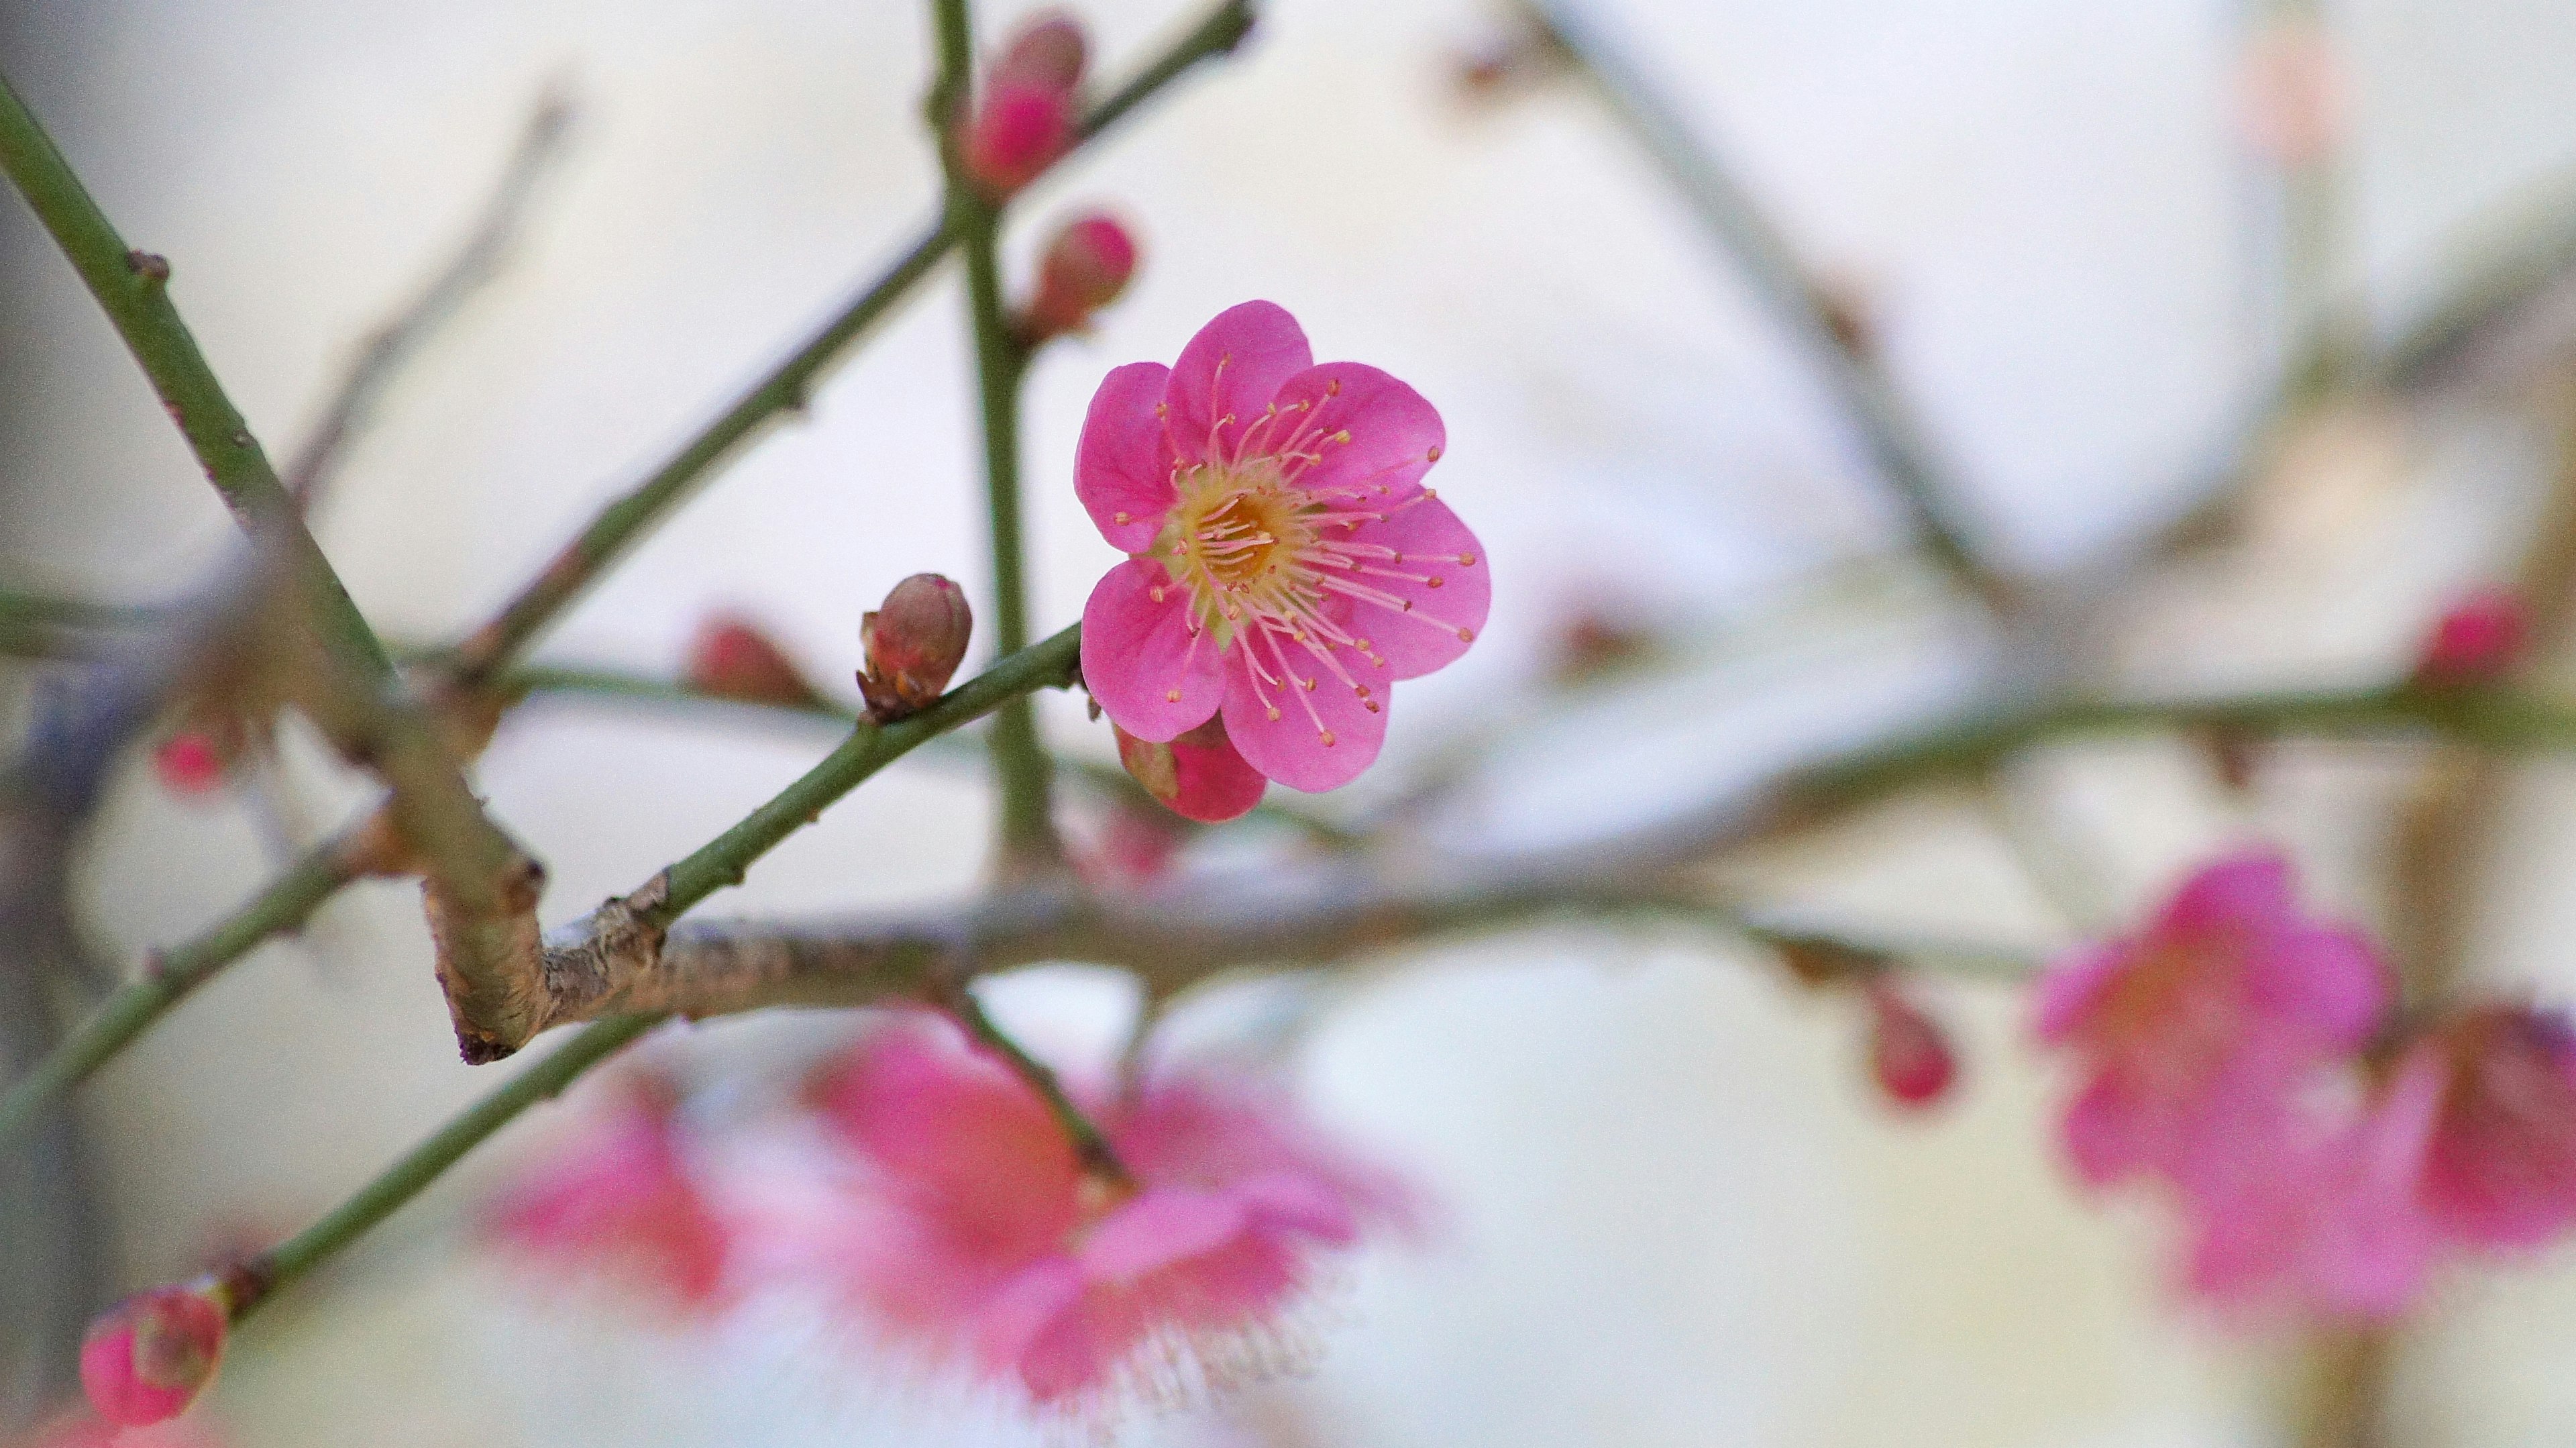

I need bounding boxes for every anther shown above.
[1460,552,1477,566]
[1426,446,1442,461]
[1267,707,1281,721]
[1166,688,1182,703]
[1332,430,1350,444]
[1155,402,1168,417]
[1326,378,1341,397]
[1150,586,1165,603]
[1364,701,1379,713]
[1428,576,1444,588]
[1115,511,1130,524]
[1457,627,1474,641]
[1320,730,1336,745]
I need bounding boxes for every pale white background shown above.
[9,0,2576,1443]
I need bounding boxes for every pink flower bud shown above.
[990,12,1087,93]
[859,574,973,721]
[80,1285,227,1427]
[1866,982,1957,1109]
[2415,587,2528,686]
[1113,717,1265,823]
[684,615,822,709]
[960,83,1075,197]
[150,732,227,796]
[1018,214,1138,343]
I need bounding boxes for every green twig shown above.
[0,832,360,1152]
[948,987,1130,1184]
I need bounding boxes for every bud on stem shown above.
[1016,213,1138,344]
[859,574,974,722]
[80,1282,229,1427]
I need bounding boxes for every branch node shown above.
[125,248,168,282]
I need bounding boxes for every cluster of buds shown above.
[1013,213,1138,345]
[957,12,1087,197]
[683,615,825,710]
[80,1282,229,1427]
[858,573,973,723]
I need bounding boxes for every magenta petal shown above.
[1165,301,1313,466]
[1081,560,1224,742]
[2061,1077,2154,1187]
[1167,725,1267,823]
[2032,945,2124,1044]
[1079,1188,1251,1284]
[2160,851,2293,933]
[1320,494,1487,681]
[971,1257,1090,1388]
[1271,362,1446,501]
[1218,631,1389,792]
[1234,1170,1360,1243]
[2255,927,2393,1049]
[1075,361,1179,552]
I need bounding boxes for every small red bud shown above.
[80,1285,227,1427]
[859,574,973,721]
[1018,213,1138,343]
[1866,981,1957,1110]
[2414,586,2528,687]
[684,616,822,709]
[151,731,228,796]
[960,83,1075,197]
[991,12,1087,93]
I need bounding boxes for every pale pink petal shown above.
[2032,945,2125,1043]
[2420,1008,2576,1249]
[1218,629,1388,792]
[1233,1170,1360,1243]
[1079,1188,1251,1283]
[970,1257,1093,1395]
[1165,722,1267,823]
[2061,1076,2154,1186]
[1081,560,1225,741]
[1075,361,1179,552]
[1269,362,1445,502]
[2159,851,2292,934]
[2253,926,2392,1049]
[1319,494,1487,681]
[1164,301,1313,466]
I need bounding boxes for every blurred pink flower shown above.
[79,1287,225,1428]
[2414,586,2528,686]
[150,732,227,796]
[483,1078,736,1308]
[958,14,1087,196]
[2035,851,2391,1194]
[808,1019,1403,1407]
[1078,301,1485,798]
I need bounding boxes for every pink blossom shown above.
[684,615,822,709]
[1865,981,1958,1109]
[2035,851,2391,1194]
[807,1019,1401,1407]
[78,1287,226,1428]
[483,1078,736,1308]
[1077,302,1486,796]
[2414,586,2528,686]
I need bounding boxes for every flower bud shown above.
[1866,981,1957,1110]
[684,615,823,709]
[1018,214,1138,344]
[151,731,228,796]
[859,574,973,721]
[991,12,1087,93]
[2414,587,2527,687]
[80,1284,227,1427]
[960,84,1075,197]
[1112,717,1265,823]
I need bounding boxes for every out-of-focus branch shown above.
[0,65,549,1058]
[445,0,1256,689]
[933,0,1067,879]
[0,823,371,1153]
[286,89,574,513]
[1511,0,2015,613]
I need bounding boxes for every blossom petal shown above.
[1075,361,1179,552]
[1219,628,1388,792]
[1081,559,1224,741]
[1165,301,1312,466]
[1270,362,1445,502]
[1234,1170,1360,1243]
[2032,945,2125,1044]
[1079,1188,1251,1284]
[2160,851,2293,934]
[1318,493,1487,681]
[2253,926,2392,1049]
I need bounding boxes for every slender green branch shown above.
[1514,0,2012,613]
[949,988,1130,1184]
[447,0,1256,689]
[227,1013,659,1322]
[0,831,360,1152]
[932,0,1063,876]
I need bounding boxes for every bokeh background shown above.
[9,0,2576,1442]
